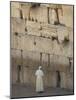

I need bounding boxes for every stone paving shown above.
[11,84,74,98]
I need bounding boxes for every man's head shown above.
[39,66,42,69]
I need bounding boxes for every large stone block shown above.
[62,5,73,28]
[11,2,20,18]
[60,71,73,90]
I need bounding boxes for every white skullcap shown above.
[39,66,42,69]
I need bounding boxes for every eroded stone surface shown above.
[11,2,74,90]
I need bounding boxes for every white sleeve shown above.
[40,70,44,76]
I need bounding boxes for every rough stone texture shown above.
[11,2,74,90]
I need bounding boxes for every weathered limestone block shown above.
[21,35,53,54]
[11,31,14,49]
[11,49,21,58]
[70,60,73,73]
[62,5,73,27]
[62,41,73,57]
[41,26,57,38]
[60,71,73,90]
[60,72,67,88]
[42,24,57,31]
[23,51,35,68]
[51,32,57,38]
[23,51,40,69]
[22,67,36,87]
[57,56,69,71]
[57,26,69,43]
[30,6,48,23]
[48,8,52,24]
[11,18,26,34]
[41,30,52,38]
[58,8,63,24]
[34,37,53,53]
[27,69,36,87]
[42,54,48,68]
[26,21,41,36]
[11,57,17,84]
[52,40,62,55]
[23,67,30,84]
[49,55,69,71]
[27,20,41,29]
[41,69,57,87]
[11,2,20,18]
[21,5,30,19]
[11,57,23,84]
[27,22,58,38]
[13,35,22,49]
[51,9,58,24]
[69,28,73,42]
[66,72,73,89]
[46,71,57,87]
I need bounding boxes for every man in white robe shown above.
[35,66,44,92]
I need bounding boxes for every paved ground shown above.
[11,84,74,99]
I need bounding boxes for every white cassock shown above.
[35,66,44,92]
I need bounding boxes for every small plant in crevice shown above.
[35,19,38,22]
[15,32,18,36]
[25,27,27,32]
[62,36,69,45]
[32,18,34,21]
[39,26,42,30]
[51,35,60,44]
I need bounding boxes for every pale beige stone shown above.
[11,2,73,90]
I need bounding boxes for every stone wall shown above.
[11,2,74,90]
